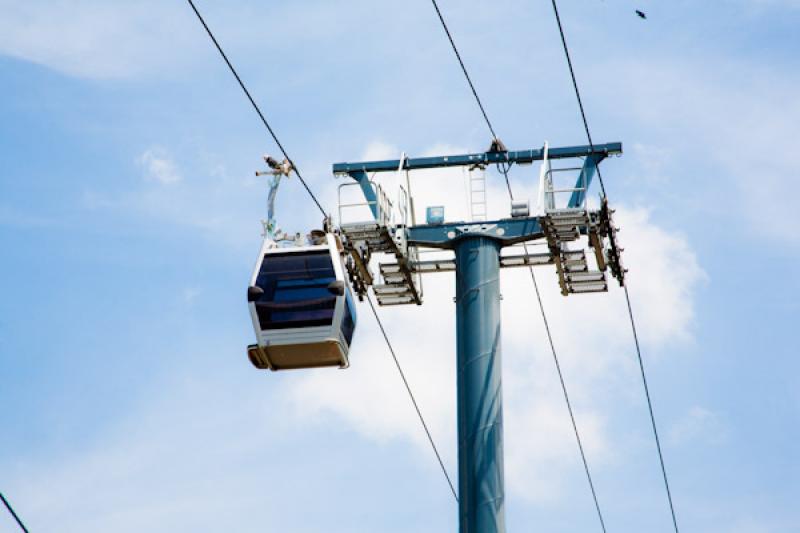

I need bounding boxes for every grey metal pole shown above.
[454,235,505,533]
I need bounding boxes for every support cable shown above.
[523,248,608,533]
[624,286,681,533]
[428,0,513,199]
[366,294,460,503]
[429,0,498,141]
[495,162,515,200]
[0,492,29,533]
[185,0,327,217]
[548,3,681,530]
[548,0,607,198]
[184,0,464,511]
[186,0,455,504]
[501,160,608,532]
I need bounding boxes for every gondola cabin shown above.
[247,233,357,371]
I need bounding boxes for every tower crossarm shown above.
[333,142,621,176]
[406,218,544,249]
[333,141,624,304]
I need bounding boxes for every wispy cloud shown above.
[669,406,728,446]
[0,2,195,79]
[0,0,378,81]
[137,148,182,185]
[4,375,331,533]
[81,147,265,249]
[597,53,800,246]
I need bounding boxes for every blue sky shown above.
[1,1,798,532]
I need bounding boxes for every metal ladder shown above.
[468,167,488,222]
[338,181,422,305]
[371,185,422,306]
[374,258,421,305]
[339,222,396,253]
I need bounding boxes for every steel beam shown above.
[568,153,602,208]
[350,169,380,219]
[333,142,622,175]
[407,218,543,249]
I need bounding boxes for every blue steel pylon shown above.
[333,141,623,533]
[455,235,505,531]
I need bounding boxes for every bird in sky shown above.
[636,10,647,19]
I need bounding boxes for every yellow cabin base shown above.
[248,341,347,371]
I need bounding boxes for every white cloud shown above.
[3,366,459,533]
[138,148,182,185]
[0,0,384,81]
[3,375,325,533]
[614,207,706,346]
[599,55,800,246]
[0,1,196,79]
[82,148,265,250]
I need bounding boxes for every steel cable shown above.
[429,0,516,204]
[429,0,499,141]
[548,2,681,530]
[428,0,612,523]
[548,0,608,198]
[624,286,681,533]
[187,0,456,504]
[523,247,609,533]
[502,161,609,532]
[185,0,327,217]
[0,492,29,533]
[367,294,460,502]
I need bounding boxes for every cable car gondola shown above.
[247,232,357,371]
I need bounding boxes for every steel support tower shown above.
[333,142,624,533]
[455,235,505,531]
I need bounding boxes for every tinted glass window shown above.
[254,251,337,330]
[341,291,356,346]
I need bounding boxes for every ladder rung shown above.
[379,264,402,274]
[500,253,553,267]
[562,250,585,259]
[562,254,586,264]
[373,284,413,295]
[412,260,456,272]
[551,220,584,229]
[549,208,587,215]
[566,271,605,283]
[376,295,417,306]
[568,283,608,294]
